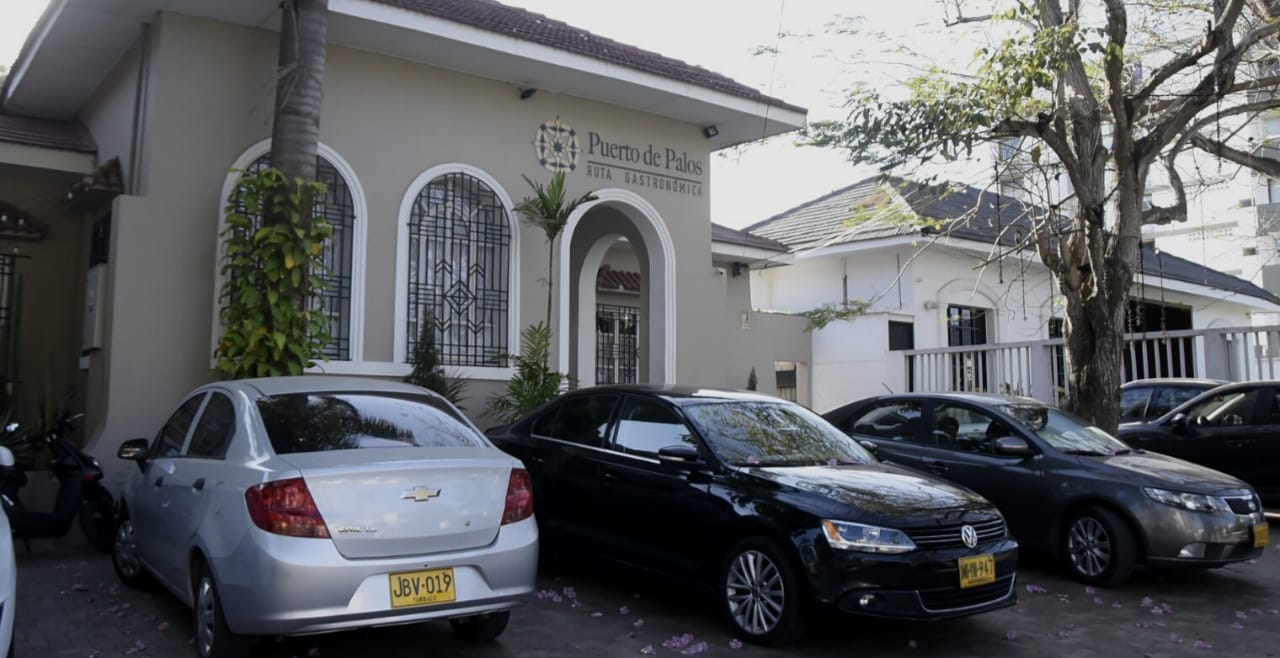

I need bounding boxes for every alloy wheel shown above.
[196,576,218,658]
[113,520,141,579]
[1067,516,1111,577]
[725,549,786,636]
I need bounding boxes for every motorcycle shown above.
[0,412,115,553]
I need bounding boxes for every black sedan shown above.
[1118,380,1280,503]
[1119,378,1226,423]
[824,393,1268,587]
[486,386,1017,644]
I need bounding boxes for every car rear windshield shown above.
[256,392,487,454]
[682,400,875,467]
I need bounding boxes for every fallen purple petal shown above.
[663,634,695,650]
[1232,622,1245,630]
[1249,608,1262,615]
[562,586,577,598]
[1093,596,1105,605]
[729,639,743,649]
[570,600,582,609]
[640,646,656,656]
[1194,640,1213,650]
[1085,586,1096,594]
[1141,596,1154,608]
[1112,602,1123,608]
[1235,610,1249,620]
[619,605,630,615]
[1025,584,1048,594]
[682,641,709,655]
[1171,634,1184,644]
[590,612,603,618]
[1005,631,1018,641]
[633,618,645,628]
[1151,607,1165,616]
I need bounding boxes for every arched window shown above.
[406,172,511,367]
[231,154,355,360]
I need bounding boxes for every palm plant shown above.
[486,323,570,424]
[514,171,598,334]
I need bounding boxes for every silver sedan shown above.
[111,377,537,658]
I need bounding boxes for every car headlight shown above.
[821,520,917,554]
[1143,487,1231,513]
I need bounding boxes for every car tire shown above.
[719,537,806,645]
[193,563,250,658]
[1063,506,1137,587]
[449,611,510,642]
[111,514,149,588]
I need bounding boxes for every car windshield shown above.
[257,392,488,454]
[1003,404,1132,456]
[682,400,876,467]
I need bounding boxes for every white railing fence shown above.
[904,324,1280,405]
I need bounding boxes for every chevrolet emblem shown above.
[401,487,441,502]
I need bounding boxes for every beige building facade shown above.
[1,1,810,486]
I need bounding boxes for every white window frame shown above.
[211,139,368,368]
[393,163,520,381]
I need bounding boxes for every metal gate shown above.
[596,304,638,384]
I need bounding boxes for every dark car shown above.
[824,393,1268,587]
[1120,378,1227,423]
[486,386,1017,644]
[1118,380,1280,503]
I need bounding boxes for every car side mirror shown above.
[657,444,702,467]
[118,438,150,463]
[1168,413,1187,432]
[858,440,879,456]
[993,436,1035,457]
[0,446,13,468]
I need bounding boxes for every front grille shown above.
[906,517,1006,549]
[919,574,1015,612]
[1224,494,1261,515]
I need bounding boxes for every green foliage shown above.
[515,171,599,330]
[746,367,758,391]
[405,315,469,409]
[799,301,873,331]
[486,323,570,424]
[215,167,333,379]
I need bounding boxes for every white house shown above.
[744,176,1280,413]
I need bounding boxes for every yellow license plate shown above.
[1255,523,1270,549]
[958,554,996,589]
[389,568,456,608]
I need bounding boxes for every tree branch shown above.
[1190,133,1280,177]
[1133,0,1245,110]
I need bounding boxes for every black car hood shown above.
[1083,451,1250,493]
[747,463,996,527]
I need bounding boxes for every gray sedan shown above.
[825,393,1268,586]
[111,377,537,658]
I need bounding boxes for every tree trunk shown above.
[1061,289,1127,435]
[546,238,555,333]
[270,0,328,188]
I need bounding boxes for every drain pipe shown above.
[127,22,152,195]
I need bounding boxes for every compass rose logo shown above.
[532,117,580,172]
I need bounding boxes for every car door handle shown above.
[1224,439,1253,448]
[152,477,164,487]
[192,478,206,491]
[601,470,618,481]
[922,459,948,474]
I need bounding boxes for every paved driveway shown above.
[14,529,1279,658]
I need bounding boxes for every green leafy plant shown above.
[215,167,333,378]
[405,315,469,409]
[799,301,873,331]
[746,367,758,391]
[486,323,570,424]
[515,171,598,333]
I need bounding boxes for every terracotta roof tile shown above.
[597,265,641,292]
[0,113,95,153]
[371,0,804,113]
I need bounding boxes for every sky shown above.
[0,0,980,229]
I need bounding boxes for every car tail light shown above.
[245,478,330,538]
[502,468,534,525]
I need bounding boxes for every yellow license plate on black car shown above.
[958,554,996,589]
[1255,523,1270,549]
[389,568,456,608]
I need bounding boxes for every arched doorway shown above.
[558,189,674,386]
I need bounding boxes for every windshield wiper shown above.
[1061,448,1132,456]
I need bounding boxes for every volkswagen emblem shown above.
[960,524,978,548]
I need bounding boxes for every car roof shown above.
[563,384,782,404]
[1121,377,1228,388]
[838,391,1046,408]
[207,376,433,398]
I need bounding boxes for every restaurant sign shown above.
[532,117,704,198]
